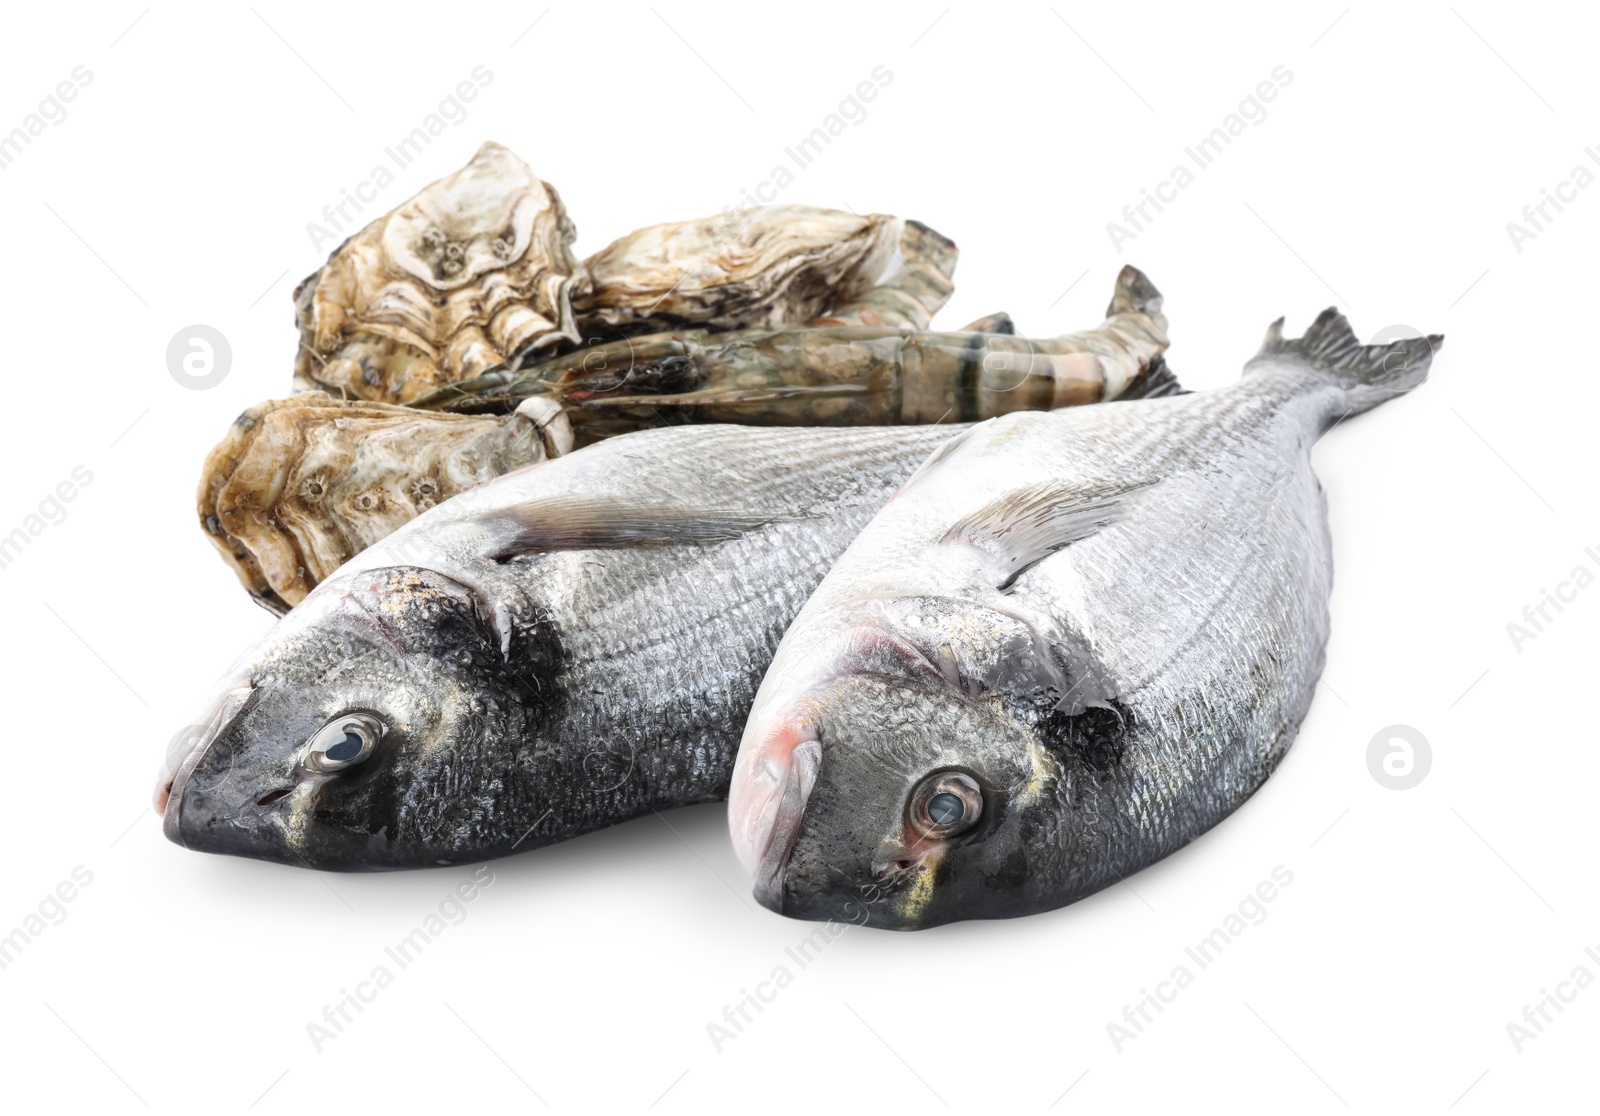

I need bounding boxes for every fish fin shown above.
[1105,264,1163,319]
[958,312,1015,335]
[1114,354,1185,400]
[1252,309,1442,419]
[473,495,782,561]
[942,479,1149,590]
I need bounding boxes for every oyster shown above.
[205,136,1156,610]
[573,206,902,337]
[199,393,570,614]
[292,142,584,404]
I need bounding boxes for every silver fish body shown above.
[730,311,1440,929]
[160,275,1176,870]
[160,422,945,868]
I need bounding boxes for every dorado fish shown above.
[729,311,1439,929]
[158,274,1178,868]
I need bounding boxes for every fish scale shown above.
[160,277,1180,870]
[730,311,1440,928]
[162,423,968,866]
[547,468,907,813]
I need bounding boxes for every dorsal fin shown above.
[472,495,784,561]
[942,479,1150,590]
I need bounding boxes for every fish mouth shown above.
[730,718,821,913]
[157,676,255,846]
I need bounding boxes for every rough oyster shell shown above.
[292,141,583,404]
[573,206,901,336]
[199,393,570,614]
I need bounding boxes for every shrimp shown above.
[411,265,1173,446]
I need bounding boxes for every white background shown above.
[0,2,1593,1112]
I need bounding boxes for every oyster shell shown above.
[199,393,570,614]
[292,142,584,404]
[573,206,901,337]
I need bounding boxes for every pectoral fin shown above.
[473,496,784,561]
[942,479,1150,590]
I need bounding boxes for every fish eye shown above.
[928,793,964,825]
[305,714,384,773]
[908,771,983,838]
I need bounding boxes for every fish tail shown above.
[1251,308,1441,419]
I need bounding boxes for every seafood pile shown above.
[166,141,1439,930]
[201,142,1172,613]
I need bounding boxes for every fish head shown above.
[159,565,544,869]
[732,594,1077,930]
